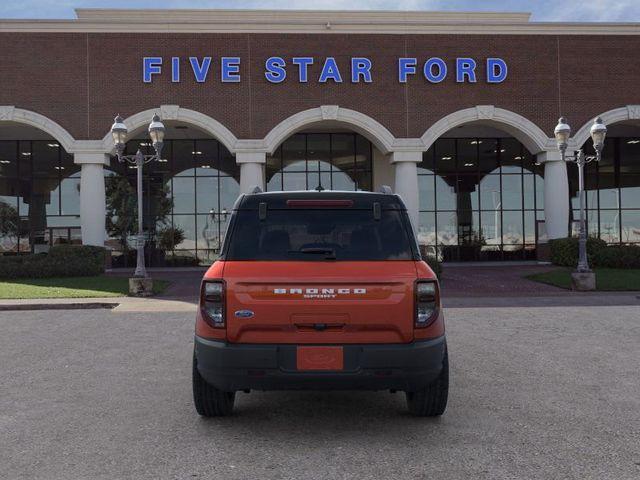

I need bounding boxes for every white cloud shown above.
[552,0,640,21]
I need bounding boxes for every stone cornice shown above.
[1,9,639,35]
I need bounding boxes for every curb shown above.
[0,302,120,311]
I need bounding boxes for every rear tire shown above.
[405,346,449,417]
[193,354,235,417]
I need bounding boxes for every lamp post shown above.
[110,114,165,284]
[203,208,229,254]
[553,116,607,288]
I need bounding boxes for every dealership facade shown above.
[1,9,640,264]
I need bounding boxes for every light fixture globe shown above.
[148,113,165,145]
[590,116,607,154]
[554,117,571,153]
[110,115,128,151]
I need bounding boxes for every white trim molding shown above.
[421,105,553,154]
[263,106,397,155]
[571,105,640,149]
[0,106,76,153]
[2,10,640,35]
[100,105,239,154]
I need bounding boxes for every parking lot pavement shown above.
[1,305,639,480]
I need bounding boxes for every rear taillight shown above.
[415,280,439,328]
[201,280,225,328]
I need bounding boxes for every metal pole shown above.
[134,149,147,278]
[576,150,590,273]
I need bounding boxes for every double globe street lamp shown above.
[553,116,607,289]
[110,114,165,294]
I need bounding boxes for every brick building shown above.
[1,9,639,264]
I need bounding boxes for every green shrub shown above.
[0,245,106,279]
[157,226,185,252]
[593,245,640,269]
[550,237,640,269]
[164,254,200,267]
[549,237,607,267]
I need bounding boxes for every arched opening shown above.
[572,120,640,245]
[105,121,239,268]
[263,107,397,197]
[263,107,396,196]
[266,127,377,193]
[418,123,545,262]
[0,122,80,254]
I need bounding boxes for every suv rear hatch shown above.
[219,193,420,344]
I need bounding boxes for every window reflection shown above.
[105,138,239,266]
[621,211,640,243]
[265,133,373,193]
[567,136,640,245]
[0,140,79,254]
[418,136,544,261]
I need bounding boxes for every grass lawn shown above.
[526,268,640,291]
[0,276,170,299]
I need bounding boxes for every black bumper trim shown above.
[194,335,446,392]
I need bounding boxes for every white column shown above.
[539,151,569,239]
[237,151,266,193]
[391,151,421,230]
[75,153,109,246]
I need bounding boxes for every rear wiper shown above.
[288,248,337,259]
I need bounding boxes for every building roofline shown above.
[73,8,532,24]
[0,9,639,35]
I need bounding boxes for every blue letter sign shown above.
[292,57,314,82]
[319,57,343,83]
[265,56,287,83]
[456,58,477,83]
[351,58,372,83]
[487,58,508,83]
[221,57,241,82]
[398,58,417,83]
[142,55,508,84]
[189,57,212,83]
[143,57,162,83]
[424,58,447,83]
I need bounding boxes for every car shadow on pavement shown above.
[193,390,446,432]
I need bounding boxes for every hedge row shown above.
[549,237,640,269]
[0,245,106,279]
[592,245,640,269]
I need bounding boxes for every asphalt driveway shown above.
[1,303,639,479]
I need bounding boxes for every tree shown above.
[157,226,185,252]
[0,201,21,250]
[105,175,173,252]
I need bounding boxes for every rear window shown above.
[225,209,416,261]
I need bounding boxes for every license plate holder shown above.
[296,346,344,371]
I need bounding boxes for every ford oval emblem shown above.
[234,310,254,318]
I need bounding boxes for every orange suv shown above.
[192,189,448,416]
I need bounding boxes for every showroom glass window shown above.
[570,137,640,244]
[418,138,545,261]
[0,140,80,253]
[107,139,239,266]
[266,133,373,192]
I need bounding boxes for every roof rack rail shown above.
[250,185,263,194]
[378,185,393,194]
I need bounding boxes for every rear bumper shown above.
[194,335,446,392]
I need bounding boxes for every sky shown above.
[1,0,640,22]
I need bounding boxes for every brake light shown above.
[415,280,439,328]
[201,280,225,328]
[286,199,354,208]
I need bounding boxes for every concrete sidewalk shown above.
[0,295,196,313]
[1,264,638,311]
[1,291,639,312]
